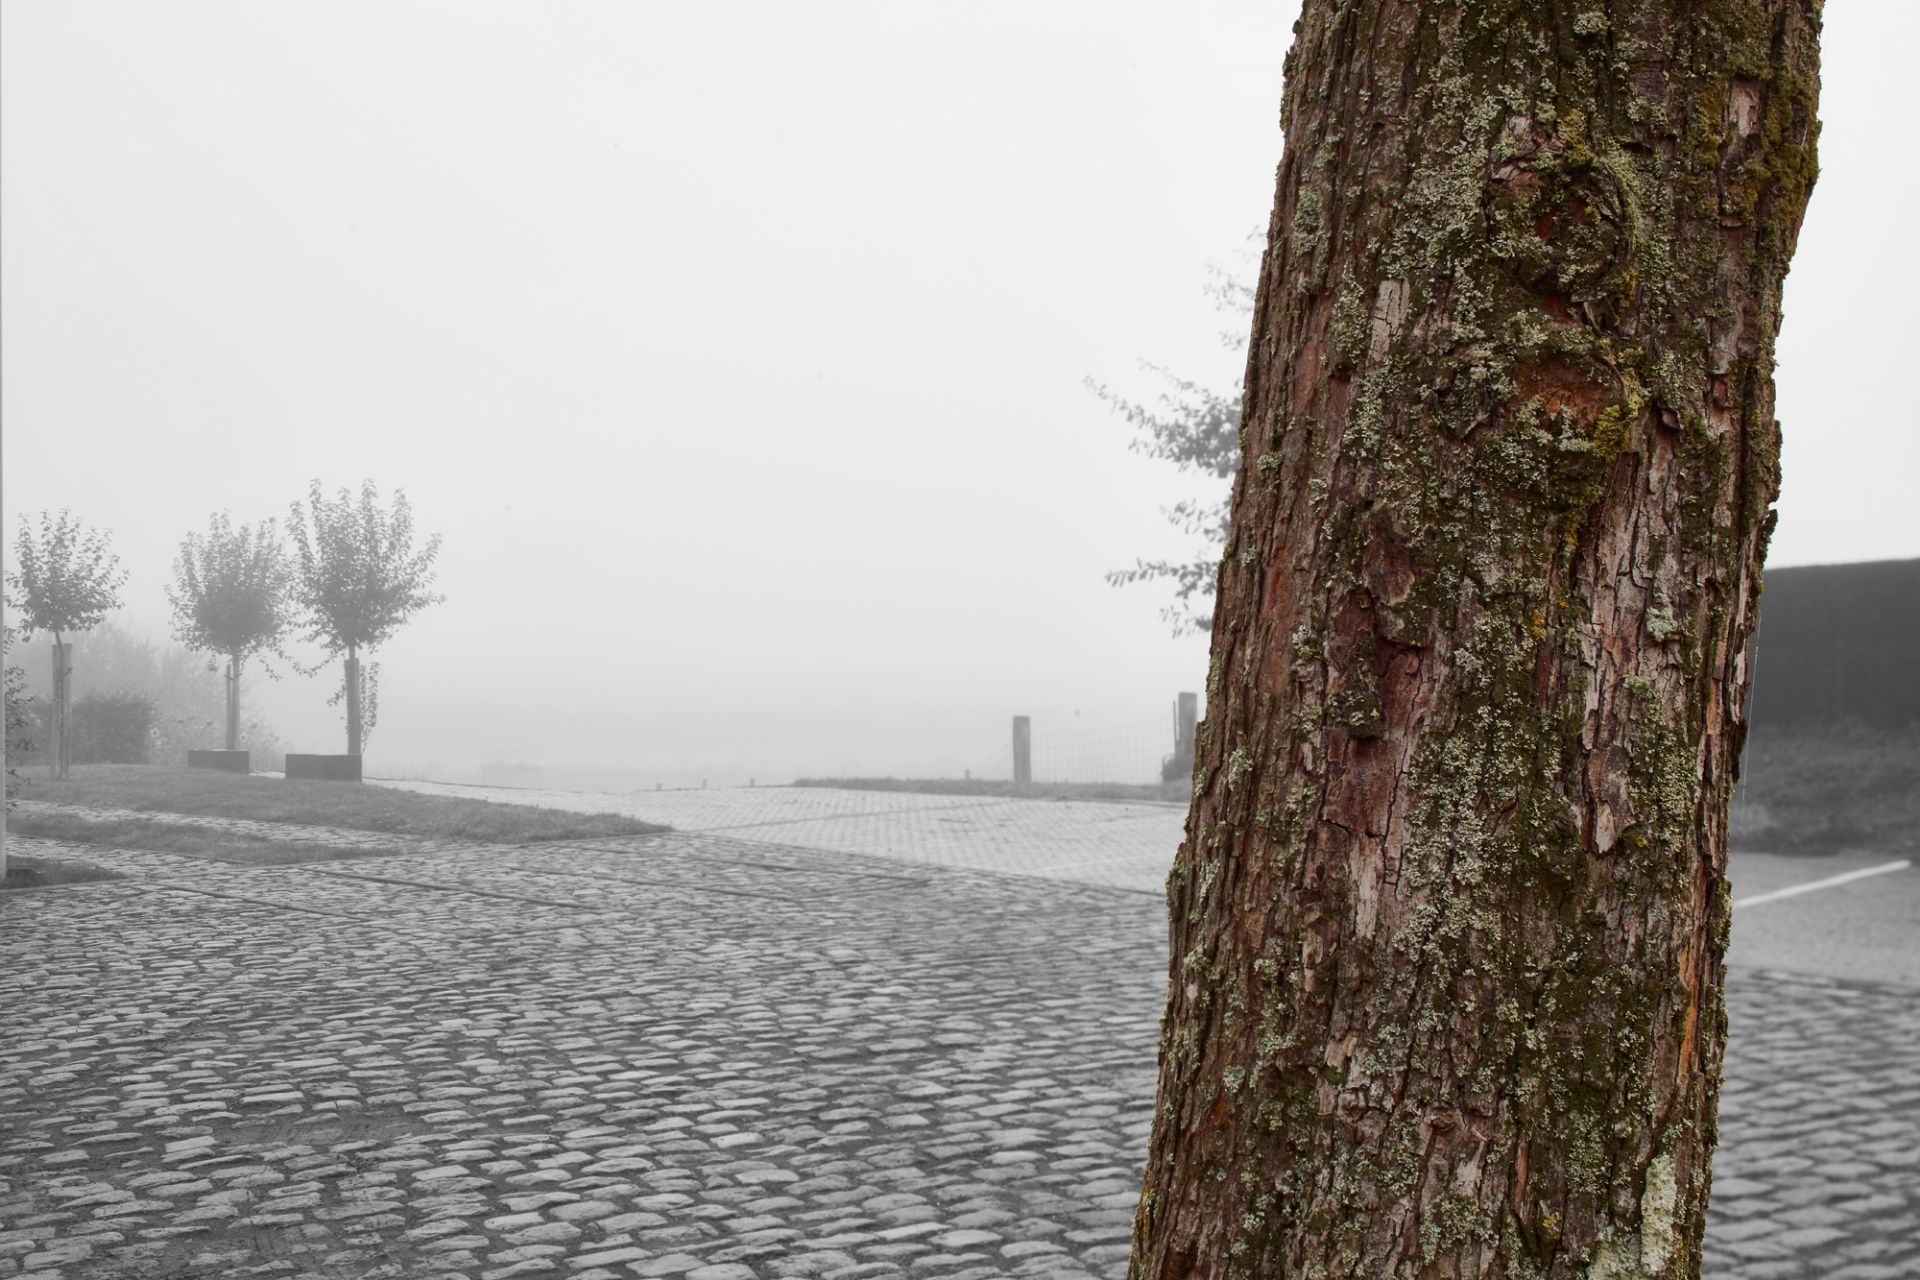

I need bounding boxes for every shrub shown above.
[71,692,156,764]
[4,653,35,804]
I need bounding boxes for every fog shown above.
[5,2,1916,786]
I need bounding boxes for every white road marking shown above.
[1732,860,1913,910]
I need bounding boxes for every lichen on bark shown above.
[1132,3,1820,1277]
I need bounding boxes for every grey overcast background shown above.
[4,2,1915,786]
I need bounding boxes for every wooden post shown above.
[1012,715,1031,785]
[1177,691,1198,756]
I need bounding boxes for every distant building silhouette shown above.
[1749,558,1919,728]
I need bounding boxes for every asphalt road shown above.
[1727,849,1920,988]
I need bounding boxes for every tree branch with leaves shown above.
[1090,268,1253,636]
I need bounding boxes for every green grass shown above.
[7,764,667,844]
[1731,722,1920,855]
[1,854,125,890]
[794,776,1189,804]
[6,811,406,866]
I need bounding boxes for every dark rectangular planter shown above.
[285,753,362,782]
[188,749,251,773]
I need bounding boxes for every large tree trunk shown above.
[1132,4,1819,1278]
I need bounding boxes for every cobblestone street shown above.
[2,790,1915,1279]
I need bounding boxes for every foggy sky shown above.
[4,2,1915,785]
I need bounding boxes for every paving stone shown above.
[3,801,1914,1280]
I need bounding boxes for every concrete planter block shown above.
[187,749,251,773]
[285,753,362,782]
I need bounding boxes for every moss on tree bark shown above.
[1131,3,1821,1277]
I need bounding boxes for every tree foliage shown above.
[167,512,293,671]
[3,626,33,809]
[1092,271,1252,635]
[5,510,128,641]
[286,481,443,657]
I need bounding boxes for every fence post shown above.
[1012,715,1031,785]
[1177,692,1198,754]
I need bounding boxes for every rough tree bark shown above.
[1132,4,1819,1278]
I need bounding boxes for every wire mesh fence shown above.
[966,701,1197,786]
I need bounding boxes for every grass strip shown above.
[1,855,126,889]
[1731,723,1920,855]
[7,764,666,843]
[7,812,405,866]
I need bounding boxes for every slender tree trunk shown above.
[1132,4,1819,1278]
[345,648,361,757]
[226,656,242,752]
[48,638,60,781]
[49,636,72,782]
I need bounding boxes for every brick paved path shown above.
[3,795,1915,1278]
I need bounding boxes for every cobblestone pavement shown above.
[377,783,1185,895]
[1705,971,1920,1279]
[4,797,1916,1279]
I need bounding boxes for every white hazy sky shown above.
[4,2,1914,785]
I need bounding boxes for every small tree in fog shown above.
[5,510,128,779]
[167,513,293,752]
[286,481,443,756]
